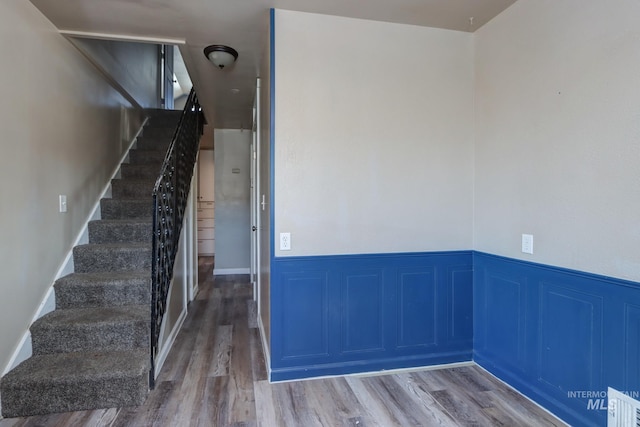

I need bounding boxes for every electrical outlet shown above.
[522,234,533,254]
[280,232,291,251]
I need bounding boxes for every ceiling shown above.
[29,0,516,129]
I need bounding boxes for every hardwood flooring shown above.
[1,257,566,427]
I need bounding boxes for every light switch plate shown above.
[59,195,67,213]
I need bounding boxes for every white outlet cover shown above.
[280,232,291,251]
[522,234,533,254]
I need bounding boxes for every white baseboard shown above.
[1,118,148,378]
[349,360,475,379]
[258,315,271,382]
[213,267,250,276]
[190,284,199,301]
[271,360,476,385]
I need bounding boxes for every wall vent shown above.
[608,387,640,427]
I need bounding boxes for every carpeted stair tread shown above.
[142,128,176,138]
[90,219,152,225]
[34,305,150,327]
[128,149,167,164]
[0,350,149,417]
[54,272,150,309]
[88,219,152,244]
[146,110,181,125]
[31,306,149,355]
[120,163,162,179]
[134,138,172,152]
[100,198,152,219]
[111,179,158,198]
[73,243,152,273]
[111,178,157,187]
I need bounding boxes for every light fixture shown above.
[203,45,238,69]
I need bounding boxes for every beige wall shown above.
[0,0,143,372]
[213,129,251,273]
[474,0,640,281]
[274,10,475,257]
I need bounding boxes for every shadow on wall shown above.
[67,36,192,111]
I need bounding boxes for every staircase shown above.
[0,109,182,418]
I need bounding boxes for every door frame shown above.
[250,78,262,304]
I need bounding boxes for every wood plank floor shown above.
[1,257,566,427]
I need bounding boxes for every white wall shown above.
[214,129,252,273]
[474,0,640,281]
[0,0,144,373]
[274,10,475,257]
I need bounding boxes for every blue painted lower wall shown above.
[270,250,640,427]
[270,251,474,381]
[474,252,640,427]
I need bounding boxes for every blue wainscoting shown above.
[270,251,473,381]
[474,252,640,427]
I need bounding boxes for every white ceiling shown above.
[29,0,516,129]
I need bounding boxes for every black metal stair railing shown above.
[150,88,203,387]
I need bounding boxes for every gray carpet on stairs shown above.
[89,219,153,244]
[54,272,151,308]
[30,305,150,355]
[0,351,149,418]
[100,198,153,220]
[73,243,152,273]
[0,109,183,418]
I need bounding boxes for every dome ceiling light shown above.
[203,45,238,69]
